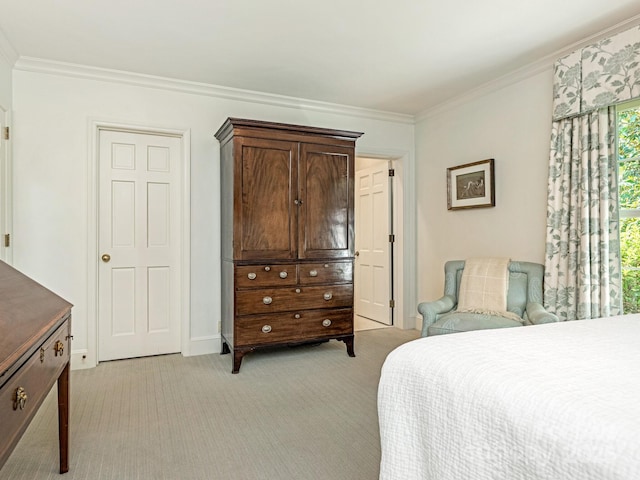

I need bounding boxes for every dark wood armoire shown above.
[215,118,363,373]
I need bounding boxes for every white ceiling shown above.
[1,1,640,115]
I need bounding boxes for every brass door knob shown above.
[101,254,111,263]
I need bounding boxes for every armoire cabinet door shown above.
[235,137,298,260]
[298,143,354,259]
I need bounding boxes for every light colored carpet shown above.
[0,328,420,480]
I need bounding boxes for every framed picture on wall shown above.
[447,158,495,210]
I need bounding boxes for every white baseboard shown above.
[71,349,95,370]
[185,334,220,356]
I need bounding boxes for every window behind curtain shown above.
[618,100,640,314]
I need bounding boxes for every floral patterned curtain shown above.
[544,107,621,320]
[545,23,640,320]
[553,25,640,121]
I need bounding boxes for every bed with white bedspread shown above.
[377,316,640,480]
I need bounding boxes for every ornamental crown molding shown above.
[13,56,415,125]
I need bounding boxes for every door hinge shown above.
[2,127,8,140]
[388,168,395,177]
[389,234,395,243]
[389,299,395,308]
[4,234,9,247]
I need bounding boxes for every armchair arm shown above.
[526,302,559,325]
[418,295,456,336]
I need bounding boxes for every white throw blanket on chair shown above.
[456,257,523,322]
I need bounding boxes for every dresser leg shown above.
[343,335,356,357]
[232,350,245,374]
[57,362,70,474]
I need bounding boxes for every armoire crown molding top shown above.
[12,56,415,125]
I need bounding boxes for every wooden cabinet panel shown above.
[215,118,362,373]
[298,143,354,259]
[236,137,297,261]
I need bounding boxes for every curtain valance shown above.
[553,24,640,120]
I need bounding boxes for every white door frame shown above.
[355,147,416,331]
[0,105,11,264]
[85,120,191,368]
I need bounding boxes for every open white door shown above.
[355,162,392,325]
[98,129,182,361]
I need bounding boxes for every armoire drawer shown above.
[299,261,353,285]
[235,264,297,288]
[236,284,353,315]
[235,308,353,346]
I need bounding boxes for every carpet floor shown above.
[0,328,420,480]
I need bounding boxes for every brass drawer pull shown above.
[263,296,273,305]
[14,387,28,410]
[262,325,272,333]
[295,288,301,293]
[264,266,271,272]
[309,270,318,277]
[323,292,333,301]
[279,271,288,279]
[54,340,65,356]
[322,319,332,327]
[247,272,257,280]
[294,313,301,319]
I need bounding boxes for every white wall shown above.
[414,69,553,320]
[0,56,11,108]
[11,67,415,368]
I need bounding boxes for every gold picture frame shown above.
[447,159,495,210]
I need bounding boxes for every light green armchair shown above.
[418,260,559,337]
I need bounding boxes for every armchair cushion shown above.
[428,311,523,336]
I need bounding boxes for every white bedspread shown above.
[378,316,640,480]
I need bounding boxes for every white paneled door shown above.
[98,130,182,361]
[355,163,392,325]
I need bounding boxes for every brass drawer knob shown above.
[264,266,271,272]
[247,272,257,280]
[295,288,301,293]
[263,296,273,305]
[309,270,318,277]
[262,325,272,333]
[54,340,65,356]
[279,271,288,279]
[322,319,332,327]
[14,387,28,410]
[323,292,333,301]
[294,313,301,319]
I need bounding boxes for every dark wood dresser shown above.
[0,261,73,474]
[215,118,363,373]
